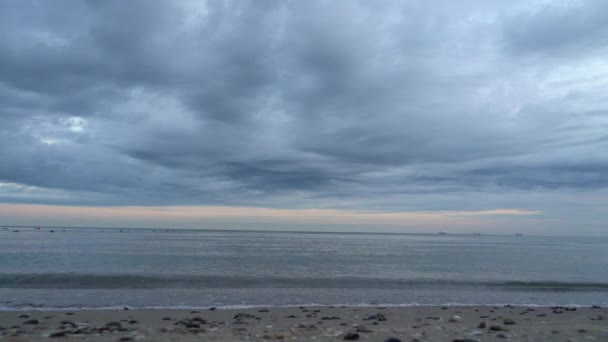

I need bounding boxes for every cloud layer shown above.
[0,1,607,232]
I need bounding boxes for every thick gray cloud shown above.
[0,0,607,223]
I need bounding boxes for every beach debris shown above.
[23,319,39,325]
[478,321,486,329]
[18,314,29,318]
[343,332,360,340]
[449,315,461,323]
[321,316,340,320]
[162,317,172,321]
[489,325,505,331]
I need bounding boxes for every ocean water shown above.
[0,227,607,310]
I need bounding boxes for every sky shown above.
[0,0,607,235]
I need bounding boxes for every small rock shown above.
[119,338,134,342]
[453,339,479,342]
[490,325,505,331]
[162,317,172,321]
[49,331,67,338]
[478,322,486,329]
[496,333,507,339]
[23,319,39,325]
[355,326,373,333]
[18,314,29,318]
[105,321,123,330]
[578,329,587,333]
[591,305,601,309]
[259,309,269,312]
[385,338,402,342]
[503,318,516,325]
[343,332,360,340]
[234,313,257,320]
[65,312,74,316]
[59,320,77,328]
[449,315,461,323]
[363,313,386,321]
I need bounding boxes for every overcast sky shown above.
[0,0,607,234]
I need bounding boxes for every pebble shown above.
[105,321,123,331]
[343,332,360,340]
[355,326,373,333]
[503,318,516,325]
[49,331,67,338]
[449,315,461,323]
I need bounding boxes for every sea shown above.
[1,227,607,310]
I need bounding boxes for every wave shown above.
[0,302,595,312]
[1,273,607,291]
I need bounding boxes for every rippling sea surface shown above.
[1,228,607,309]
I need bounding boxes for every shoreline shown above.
[1,305,605,341]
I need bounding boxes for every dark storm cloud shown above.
[0,0,607,210]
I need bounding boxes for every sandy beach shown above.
[0,305,605,341]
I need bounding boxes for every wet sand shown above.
[0,305,606,341]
